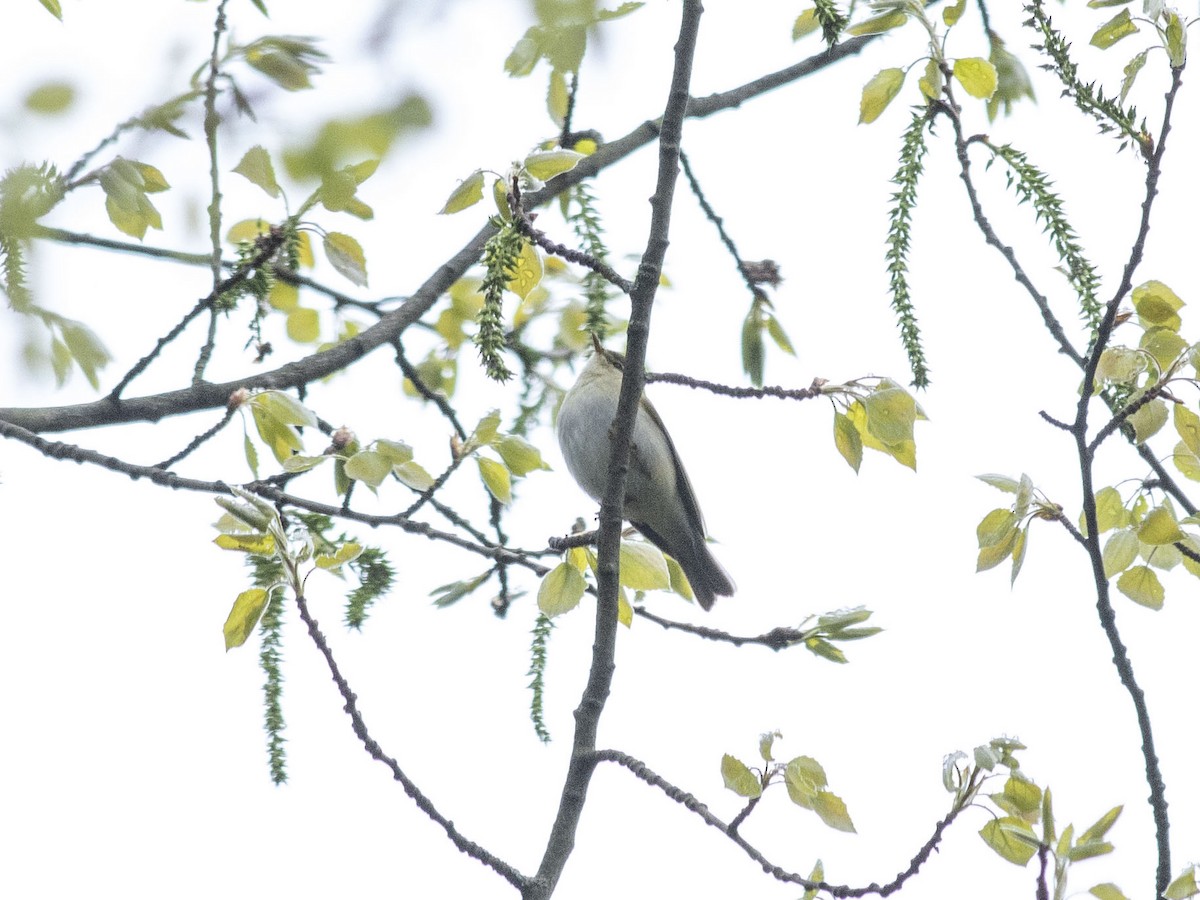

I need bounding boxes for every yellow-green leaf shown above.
[524,148,584,183]
[214,533,276,554]
[232,146,281,198]
[268,280,299,312]
[1094,486,1127,533]
[1138,505,1185,545]
[494,434,550,476]
[848,10,908,36]
[1079,805,1122,844]
[478,456,512,504]
[316,541,362,570]
[1090,883,1128,900]
[1090,8,1138,50]
[953,57,998,99]
[1164,10,1186,68]
[394,460,435,492]
[439,170,485,215]
[943,0,966,26]
[1174,404,1200,456]
[859,68,906,124]
[1140,328,1187,373]
[223,588,270,650]
[286,307,320,343]
[720,754,762,798]
[344,450,392,488]
[980,817,1039,865]
[537,561,586,617]
[323,232,368,287]
[547,68,569,126]
[833,411,863,473]
[618,540,670,591]
[39,0,63,20]
[1103,529,1139,578]
[1133,280,1184,331]
[977,508,1018,548]
[227,217,270,244]
[1165,865,1198,900]
[1127,397,1168,444]
[813,790,856,833]
[505,239,542,300]
[918,58,943,100]
[862,387,916,446]
[1116,565,1164,609]
[792,9,819,39]
[25,81,74,114]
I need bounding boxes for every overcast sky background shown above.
[2,1,1198,898]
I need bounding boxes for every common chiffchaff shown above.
[556,339,734,610]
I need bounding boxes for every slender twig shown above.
[633,606,814,650]
[510,206,634,294]
[646,371,826,401]
[678,150,760,297]
[595,749,969,898]
[194,0,230,385]
[293,590,525,889]
[153,406,237,469]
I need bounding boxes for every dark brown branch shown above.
[527,5,704,898]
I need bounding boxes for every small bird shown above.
[556,337,734,610]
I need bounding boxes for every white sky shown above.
[1,1,1198,899]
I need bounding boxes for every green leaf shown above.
[1133,280,1184,331]
[1010,526,1029,585]
[979,817,1039,865]
[1174,404,1200,456]
[232,146,281,198]
[430,570,491,608]
[506,239,542,300]
[977,525,1018,572]
[469,410,502,449]
[977,508,1018,548]
[1116,565,1164,609]
[477,456,512,504]
[59,320,112,389]
[244,431,260,478]
[25,81,74,114]
[862,386,916,446]
[286,307,320,343]
[1068,841,1114,862]
[316,541,362,570]
[1165,865,1199,900]
[1102,529,1139,578]
[344,450,392,489]
[524,149,585,183]
[953,57,998,99]
[537,562,586,617]
[375,439,414,465]
[1138,506,1185,545]
[1120,49,1149,103]
[1127,397,1168,444]
[494,434,550,476]
[813,790,856,833]
[977,473,1020,493]
[784,755,827,808]
[764,313,795,355]
[833,412,863,472]
[1090,884,1129,900]
[859,68,906,124]
[1079,805,1122,844]
[1164,10,1186,68]
[1174,441,1200,481]
[618,541,670,591]
[255,390,317,426]
[1096,347,1146,384]
[1094,486,1127,532]
[1090,9,1138,49]
[394,460,435,492]
[439,170,485,215]
[323,232,368,287]
[758,731,779,762]
[281,454,328,473]
[918,58,943,100]
[793,9,819,39]
[39,0,63,19]
[741,307,765,387]
[1141,328,1188,373]
[848,10,907,36]
[943,0,966,25]
[223,588,270,650]
[547,68,569,126]
[720,754,762,798]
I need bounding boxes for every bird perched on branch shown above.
[556,336,734,610]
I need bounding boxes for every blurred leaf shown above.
[439,170,485,215]
[24,81,74,114]
[478,456,512,504]
[286,307,320,343]
[618,541,670,591]
[1090,9,1138,49]
[232,146,281,198]
[323,232,368,286]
